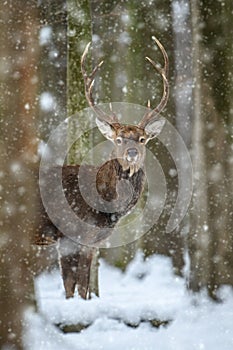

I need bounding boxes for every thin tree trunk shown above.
[67,0,99,296]
[189,0,233,297]
[188,0,210,292]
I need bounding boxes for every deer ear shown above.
[145,118,166,141]
[96,118,116,141]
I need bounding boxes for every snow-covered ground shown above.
[25,253,233,350]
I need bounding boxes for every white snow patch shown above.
[49,50,59,59]
[92,34,100,43]
[25,253,233,350]
[39,26,52,46]
[172,0,190,33]
[169,168,177,177]
[122,86,128,93]
[121,13,131,25]
[10,161,21,174]
[37,140,48,158]
[40,92,56,112]
[24,103,30,110]
[117,31,132,45]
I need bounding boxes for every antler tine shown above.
[81,42,119,124]
[138,36,169,129]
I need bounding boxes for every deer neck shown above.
[96,158,145,203]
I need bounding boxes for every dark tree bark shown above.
[189,0,233,298]
[38,0,67,139]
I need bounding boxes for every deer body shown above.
[58,155,145,299]
[35,37,169,299]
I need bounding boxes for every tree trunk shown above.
[0,1,39,347]
[188,0,210,292]
[67,0,99,297]
[38,0,67,139]
[189,0,233,298]
[32,0,68,275]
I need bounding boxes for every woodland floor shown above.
[25,253,233,350]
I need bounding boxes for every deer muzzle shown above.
[126,148,139,163]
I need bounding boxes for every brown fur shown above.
[35,155,145,298]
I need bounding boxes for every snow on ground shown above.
[25,253,233,350]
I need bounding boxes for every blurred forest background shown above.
[0,0,233,348]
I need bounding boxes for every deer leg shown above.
[58,238,95,299]
[58,238,80,298]
[77,247,94,299]
[59,253,79,298]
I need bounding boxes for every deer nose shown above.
[127,148,138,161]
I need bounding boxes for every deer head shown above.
[81,37,169,177]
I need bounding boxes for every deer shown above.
[35,37,169,299]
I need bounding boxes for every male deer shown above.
[35,37,169,299]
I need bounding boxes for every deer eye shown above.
[116,137,122,145]
[139,137,146,144]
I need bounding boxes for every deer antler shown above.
[138,36,169,129]
[81,42,119,124]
